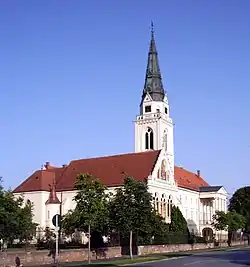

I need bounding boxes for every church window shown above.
[145,128,154,150]
[165,107,168,114]
[145,105,151,113]
[48,210,50,220]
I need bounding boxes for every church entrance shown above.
[202,227,213,241]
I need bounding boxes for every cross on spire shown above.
[151,21,154,35]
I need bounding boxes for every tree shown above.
[212,210,245,232]
[16,200,37,250]
[212,211,228,232]
[62,173,109,263]
[0,179,36,247]
[169,206,189,233]
[61,210,79,236]
[229,186,250,232]
[109,176,161,259]
[227,211,246,232]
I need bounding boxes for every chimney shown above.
[44,162,50,169]
[62,164,67,168]
[197,170,200,177]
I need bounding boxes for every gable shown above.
[151,150,176,186]
[143,93,153,103]
[217,186,227,195]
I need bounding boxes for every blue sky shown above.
[0,0,249,195]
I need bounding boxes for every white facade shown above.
[14,156,228,239]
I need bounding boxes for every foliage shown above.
[61,210,79,236]
[62,173,110,235]
[212,210,246,232]
[0,178,36,245]
[109,176,162,239]
[227,211,246,232]
[229,186,250,232]
[16,199,37,244]
[211,211,228,231]
[44,227,55,241]
[169,206,189,234]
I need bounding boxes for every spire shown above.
[45,174,60,205]
[141,22,165,104]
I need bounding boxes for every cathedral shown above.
[13,26,228,240]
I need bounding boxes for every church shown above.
[13,26,228,240]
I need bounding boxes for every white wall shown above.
[135,94,174,155]
[14,191,49,228]
[14,183,228,238]
[177,187,200,234]
[46,203,60,228]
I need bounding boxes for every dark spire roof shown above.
[45,174,60,205]
[141,22,165,105]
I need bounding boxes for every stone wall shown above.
[0,241,246,267]
[138,241,244,255]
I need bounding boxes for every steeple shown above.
[141,22,165,105]
[45,175,60,205]
[135,23,173,154]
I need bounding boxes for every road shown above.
[135,248,250,267]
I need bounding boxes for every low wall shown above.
[0,241,246,266]
[138,241,244,255]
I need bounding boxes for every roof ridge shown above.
[70,150,161,163]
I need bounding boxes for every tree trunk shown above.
[88,224,91,264]
[129,230,133,260]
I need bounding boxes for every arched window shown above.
[145,128,154,150]
[167,195,173,218]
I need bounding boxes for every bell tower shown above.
[134,22,174,160]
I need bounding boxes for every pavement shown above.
[131,247,250,267]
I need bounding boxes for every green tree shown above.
[109,176,162,259]
[229,186,250,232]
[62,173,109,263]
[169,206,189,233]
[16,199,37,250]
[0,179,36,247]
[212,211,228,232]
[227,211,246,232]
[212,210,245,232]
[61,210,79,236]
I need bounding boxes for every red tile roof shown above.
[13,167,66,193]
[174,166,209,191]
[13,150,209,193]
